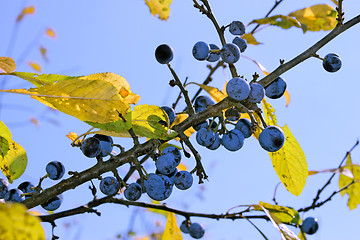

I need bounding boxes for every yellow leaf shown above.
[172,114,195,139]
[0,121,12,140]
[250,15,301,30]
[2,72,140,124]
[28,61,41,72]
[339,154,360,210]
[288,4,337,31]
[187,82,227,102]
[162,213,182,240]
[45,28,56,39]
[0,57,16,73]
[242,33,262,45]
[0,203,45,240]
[145,0,172,21]
[331,0,338,6]
[284,90,290,107]
[16,6,35,22]
[254,202,301,225]
[177,163,187,171]
[262,100,307,196]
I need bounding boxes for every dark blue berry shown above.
[46,161,65,180]
[155,44,174,64]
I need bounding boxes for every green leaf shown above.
[0,121,27,183]
[162,212,182,240]
[339,154,360,210]
[253,202,301,225]
[250,15,301,30]
[262,100,308,196]
[288,4,337,32]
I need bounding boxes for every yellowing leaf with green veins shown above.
[339,154,360,210]
[0,57,16,73]
[242,33,261,45]
[289,4,337,32]
[1,72,140,124]
[162,212,182,240]
[0,121,27,183]
[250,15,301,30]
[262,100,307,196]
[253,202,301,225]
[0,203,45,240]
[145,0,172,21]
[187,82,227,102]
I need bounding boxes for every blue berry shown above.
[194,95,215,113]
[41,195,62,211]
[174,171,193,190]
[144,173,173,201]
[93,134,113,157]
[248,83,265,103]
[189,222,205,239]
[193,120,209,131]
[265,77,287,99]
[155,154,178,175]
[323,53,341,72]
[81,137,102,158]
[207,133,222,150]
[222,129,245,151]
[207,44,221,62]
[136,178,146,193]
[100,176,119,196]
[192,41,210,61]
[196,128,216,147]
[301,217,319,235]
[162,146,181,164]
[226,77,251,101]
[220,43,240,64]
[155,44,174,64]
[161,106,176,126]
[229,21,246,35]
[0,179,9,199]
[18,181,36,199]
[124,182,142,201]
[258,126,285,152]
[4,189,25,202]
[225,108,240,122]
[46,161,65,180]
[180,220,191,234]
[235,118,252,138]
[232,37,247,53]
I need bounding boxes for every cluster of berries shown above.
[0,160,65,211]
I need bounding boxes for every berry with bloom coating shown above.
[180,220,191,234]
[192,41,210,61]
[232,37,247,52]
[265,77,287,99]
[81,137,102,158]
[220,43,240,64]
[229,21,246,35]
[155,44,174,64]
[235,118,252,138]
[46,161,65,180]
[100,176,119,196]
[258,126,285,152]
[301,217,319,235]
[225,107,240,122]
[144,173,173,201]
[196,128,216,147]
[18,181,36,199]
[0,179,9,199]
[194,95,215,113]
[93,134,113,157]
[222,129,245,151]
[124,182,142,201]
[41,195,62,211]
[226,77,251,101]
[248,83,265,103]
[174,171,193,190]
[207,44,221,62]
[155,154,178,175]
[162,146,181,164]
[4,189,25,202]
[323,53,341,72]
[189,222,205,239]
[161,106,176,125]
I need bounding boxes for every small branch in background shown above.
[250,0,284,34]
[310,140,359,207]
[172,77,188,110]
[272,182,282,205]
[117,111,139,146]
[336,0,344,25]
[167,63,196,116]
[245,218,270,240]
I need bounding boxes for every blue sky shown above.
[1,0,360,239]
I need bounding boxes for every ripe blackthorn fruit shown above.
[194,95,215,113]
[192,41,210,61]
[124,182,142,201]
[189,222,205,239]
[144,173,173,201]
[226,77,251,101]
[100,176,120,196]
[155,44,174,64]
[81,137,102,158]
[258,126,285,152]
[174,171,193,190]
[161,106,176,126]
[235,118,252,138]
[155,154,178,175]
[0,179,9,199]
[41,195,62,211]
[301,217,319,235]
[265,77,287,99]
[46,161,65,180]
[93,134,113,157]
[18,181,36,199]
[222,129,245,151]
[207,44,221,62]
[4,189,25,202]
[162,146,181,164]
[180,220,191,234]
[232,37,247,53]
[207,133,222,150]
[323,53,341,72]
[196,128,216,147]
[229,21,246,35]
[225,107,240,122]
[220,43,240,64]
[248,83,265,103]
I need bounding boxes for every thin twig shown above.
[250,0,284,34]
